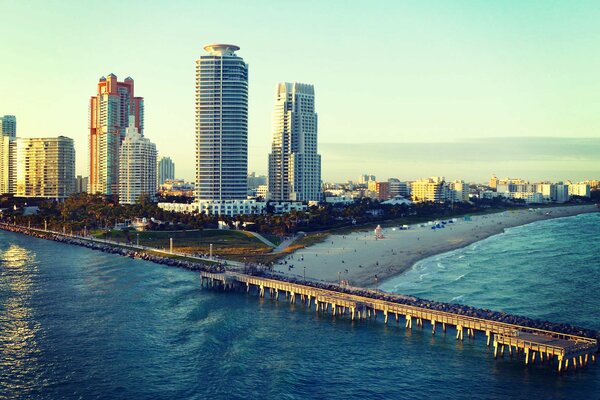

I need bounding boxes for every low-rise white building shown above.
[502,191,544,204]
[325,195,355,205]
[158,199,307,216]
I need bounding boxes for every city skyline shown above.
[2,1,600,183]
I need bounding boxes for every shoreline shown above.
[273,204,599,287]
[0,223,227,274]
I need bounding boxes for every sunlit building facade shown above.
[195,44,248,202]
[15,136,75,199]
[89,74,144,196]
[268,82,321,202]
[158,156,175,186]
[0,115,16,138]
[118,118,157,204]
[410,177,446,203]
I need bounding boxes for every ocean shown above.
[1,213,599,399]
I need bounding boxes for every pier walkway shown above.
[201,271,598,373]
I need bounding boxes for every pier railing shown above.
[201,271,598,372]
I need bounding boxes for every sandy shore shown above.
[273,204,598,287]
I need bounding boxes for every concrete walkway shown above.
[247,231,277,248]
[273,234,300,253]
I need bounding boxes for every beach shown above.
[273,205,599,287]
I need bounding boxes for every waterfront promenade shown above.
[201,271,598,373]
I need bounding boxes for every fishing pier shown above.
[201,271,598,373]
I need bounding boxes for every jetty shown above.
[201,271,598,373]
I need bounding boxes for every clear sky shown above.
[1,0,599,183]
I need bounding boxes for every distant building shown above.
[504,191,544,204]
[489,175,499,190]
[15,136,75,199]
[0,135,16,194]
[118,117,157,204]
[536,183,570,203]
[569,183,591,198]
[410,177,446,203]
[248,172,267,190]
[157,156,175,186]
[554,184,570,203]
[447,180,470,203]
[75,175,88,193]
[388,178,410,198]
[268,82,321,202]
[581,180,599,191]
[367,181,390,201]
[358,174,376,185]
[325,195,354,205]
[0,115,16,138]
[256,184,269,200]
[89,74,144,196]
[159,179,194,197]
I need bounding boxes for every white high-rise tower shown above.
[118,117,157,204]
[268,83,321,202]
[195,44,248,202]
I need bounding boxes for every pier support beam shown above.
[405,315,412,329]
[384,310,388,324]
[431,319,436,335]
[558,356,563,373]
[456,326,463,341]
[524,348,530,365]
[486,331,491,346]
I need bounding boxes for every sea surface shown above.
[1,213,599,399]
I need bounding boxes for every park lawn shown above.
[92,229,273,256]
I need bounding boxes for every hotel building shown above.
[157,156,175,186]
[0,115,16,138]
[89,74,144,196]
[268,82,322,202]
[118,118,157,204]
[195,44,248,203]
[410,177,446,203]
[15,136,75,199]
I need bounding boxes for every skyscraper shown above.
[268,83,321,202]
[15,136,75,199]
[0,115,16,194]
[89,74,144,196]
[157,156,175,186]
[195,44,248,202]
[118,117,157,204]
[0,115,16,138]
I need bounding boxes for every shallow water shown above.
[1,214,599,399]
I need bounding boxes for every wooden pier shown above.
[201,271,598,373]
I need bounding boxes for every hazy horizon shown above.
[1,1,599,183]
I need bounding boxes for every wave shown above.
[453,274,466,282]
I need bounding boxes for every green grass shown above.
[91,229,272,256]
[262,233,283,246]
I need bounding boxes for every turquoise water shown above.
[1,213,599,399]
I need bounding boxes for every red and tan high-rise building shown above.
[89,74,143,195]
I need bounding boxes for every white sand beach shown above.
[273,205,598,287]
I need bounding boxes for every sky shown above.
[1,0,599,183]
